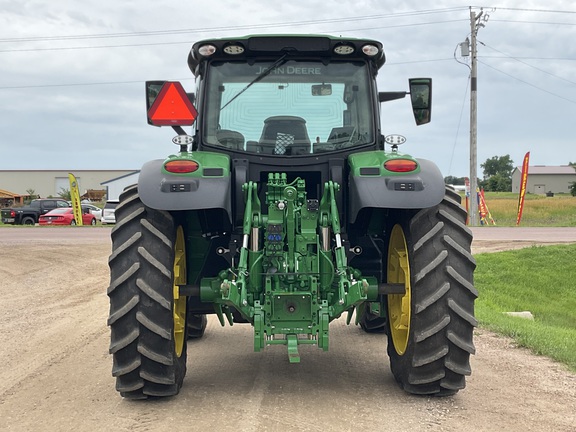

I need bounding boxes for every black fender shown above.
[349,158,445,223]
[138,159,232,222]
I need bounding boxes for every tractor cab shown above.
[145,35,434,225]
[148,35,431,159]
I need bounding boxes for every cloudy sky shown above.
[1,0,574,178]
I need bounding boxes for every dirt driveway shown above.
[0,227,575,431]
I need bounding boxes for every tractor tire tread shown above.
[107,185,186,399]
[387,186,477,396]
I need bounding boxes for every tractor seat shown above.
[216,129,245,150]
[259,116,311,155]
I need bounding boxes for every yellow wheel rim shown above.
[173,226,187,358]
[387,224,411,355]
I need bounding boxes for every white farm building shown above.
[511,165,576,195]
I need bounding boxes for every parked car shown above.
[38,208,97,226]
[82,203,103,221]
[1,198,70,225]
[101,200,119,225]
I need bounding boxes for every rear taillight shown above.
[384,159,418,173]
[164,160,199,174]
[10,210,16,217]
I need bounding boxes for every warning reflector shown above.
[147,82,197,126]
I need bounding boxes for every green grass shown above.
[463,192,576,226]
[475,244,576,371]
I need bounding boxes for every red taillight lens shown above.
[10,210,16,217]
[164,160,199,174]
[384,159,418,173]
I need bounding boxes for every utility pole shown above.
[468,8,484,226]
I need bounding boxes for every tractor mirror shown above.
[409,78,432,125]
[146,81,166,113]
[311,84,332,96]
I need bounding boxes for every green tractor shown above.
[107,35,477,399]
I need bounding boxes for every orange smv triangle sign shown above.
[148,82,198,126]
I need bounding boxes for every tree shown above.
[25,188,38,204]
[485,174,511,192]
[26,188,38,199]
[480,155,514,179]
[58,188,71,201]
[444,176,466,185]
[480,155,514,192]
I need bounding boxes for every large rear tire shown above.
[107,185,187,399]
[386,187,477,395]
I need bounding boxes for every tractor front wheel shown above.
[187,314,207,339]
[107,185,188,399]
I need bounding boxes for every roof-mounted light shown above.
[362,44,380,57]
[198,44,217,57]
[334,44,355,55]
[223,43,245,55]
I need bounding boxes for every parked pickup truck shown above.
[1,199,71,225]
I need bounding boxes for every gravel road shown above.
[0,227,575,431]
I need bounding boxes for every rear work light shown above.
[198,44,217,56]
[334,43,355,55]
[362,44,380,57]
[384,159,418,173]
[223,43,245,55]
[164,160,199,174]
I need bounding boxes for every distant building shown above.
[101,171,140,201]
[0,170,136,201]
[448,184,467,192]
[511,165,576,194]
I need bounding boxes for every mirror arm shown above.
[378,91,407,102]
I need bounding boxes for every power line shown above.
[1,6,572,46]
[1,5,574,89]
[448,74,471,174]
[0,78,192,90]
[481,55,576,61]
[478,60,576,104]
[0,20,467,53]
[480,41,576,86]
[387,58,454,65]
[0,8,469,43]
[0,40,191,53]
[486,6,576,14]
[491,19,576,26]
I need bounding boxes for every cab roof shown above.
[187,34,386,76]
